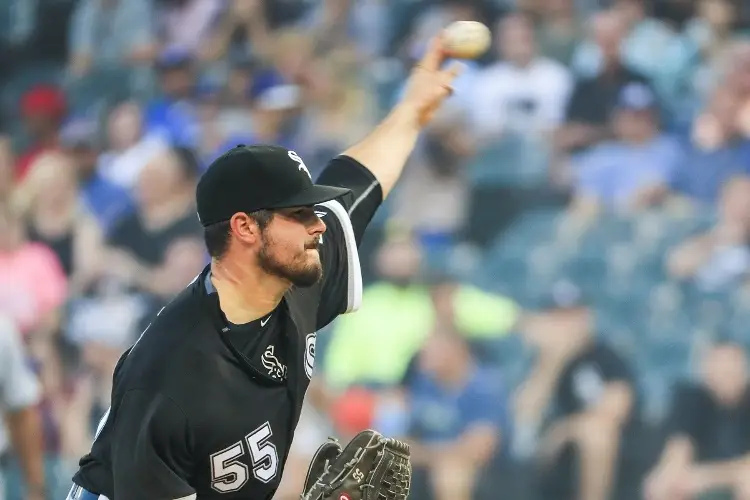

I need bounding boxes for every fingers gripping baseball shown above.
[402,34,465,126]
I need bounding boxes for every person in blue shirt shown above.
[210,84,303,164]
[402,327,509,500]
[59,118,132,232]
[670,87,750,206]
[571,82,683,217]
[143,47,201,148]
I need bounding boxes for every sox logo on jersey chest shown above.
[261,345,288,380]
[304,333,316,379]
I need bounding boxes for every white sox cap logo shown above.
[288,150,311,179]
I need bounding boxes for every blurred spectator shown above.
[0,201,67,337]
[323,236,430,390]
[391,106,474,247]
[644,340,750,500]
[267,29,316,87]
[727,42,750,131]
[304,0,353,54]
[98,101,170,191]
[215,83,303,158]
[251,84,302,147]
[207,26,311,100]
[0,315,44,500]
[570,82,682,218]
[201,0,268,63]
[470,13,573,142]
[143,48,201,147]
[59,118,133,232]
[12,152,104,297]
[199,0,305,63]
[15,85,67,181]
[296,50,377,174]
[685,0,748,99]
[313,0,390,59]
[207,59,258,149]
[222,58,258,108]
[102,146,204,300]
[668,176,750,292]
[405,328,509,500]
[191,79,233,162]
[0,202,67,499]
[671,85,750,205]
[572,0,687,100]
[515,281,641,500]
[534,0,585,66]
[329,386,380,440]
[156,0,223,56]
[428,275,519,347]
[324,236,519,390]
[297,0,388,60]
[67,0,156,78]
[553,9,651,162]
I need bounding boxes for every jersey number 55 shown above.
[210,421,279,493]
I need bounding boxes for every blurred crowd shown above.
[2,0,750,499]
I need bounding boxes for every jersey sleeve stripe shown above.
[319,199,363,313]
[347,180,380,216]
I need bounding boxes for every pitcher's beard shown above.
[258,242,322,288]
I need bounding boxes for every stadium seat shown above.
[467,135,550,188]
[476,254,529,297]
[64,66,139,117]
[563,256,608,288]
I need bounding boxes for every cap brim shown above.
[266,183,351,209]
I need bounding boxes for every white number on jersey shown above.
[209,421,279,493]
[245,422,278,483]
[210,442,248,493]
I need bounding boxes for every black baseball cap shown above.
[196,144,351,227]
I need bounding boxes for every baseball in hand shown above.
[442,21,491,60]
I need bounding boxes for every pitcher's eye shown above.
[282,207,316,222]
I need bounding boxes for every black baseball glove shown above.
[301,429,411,500]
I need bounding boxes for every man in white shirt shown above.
[0,315,45,500]
[470,12,573,142]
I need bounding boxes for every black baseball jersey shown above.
[71,156,382,500]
